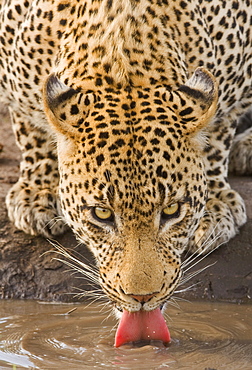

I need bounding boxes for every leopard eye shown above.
[93,207,114,222]
[162,202,180,219]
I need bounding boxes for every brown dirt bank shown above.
[0,107,251,304]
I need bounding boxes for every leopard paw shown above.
[189,189,246,253]
[229,127,252,175]
[6,181,68,238]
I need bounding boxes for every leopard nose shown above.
[130,293,156,303]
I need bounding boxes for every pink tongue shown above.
[114,308,170,347]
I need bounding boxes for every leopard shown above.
[0,0,252,345]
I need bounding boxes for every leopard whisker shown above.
[48,241,99,285]
[181,241,219,274]
[54,256,99,284]
[169,296,192,305]
[182,224,224,271]
[100,305,117,325]
[173,282,200,296]
[179,261,217,288]
[66,290,104,301]
[168,296,184,309]
[44,215,68,230]
[176,225,226,296]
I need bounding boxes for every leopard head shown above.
[43,68,217,313]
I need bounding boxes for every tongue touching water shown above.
[0,300,251,369]
[115,308,170,347]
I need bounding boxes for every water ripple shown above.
[0,300,251,369]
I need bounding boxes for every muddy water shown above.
[0,300,251,370]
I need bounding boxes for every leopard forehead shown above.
[54,86,208,228]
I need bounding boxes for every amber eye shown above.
[162,202,180,219]
[93,207,114,222]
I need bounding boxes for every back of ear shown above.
[43,74,95,139]
[176,68,218,134]
[179,68,217,103]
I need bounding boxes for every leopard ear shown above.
[176,68,218,134]
[43,74,94,138]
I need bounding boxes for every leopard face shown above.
[43,68,217,312]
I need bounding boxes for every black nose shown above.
[130,293,156,303]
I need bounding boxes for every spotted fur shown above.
[1,0,251,313]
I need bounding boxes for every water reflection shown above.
[0,300,251,369]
